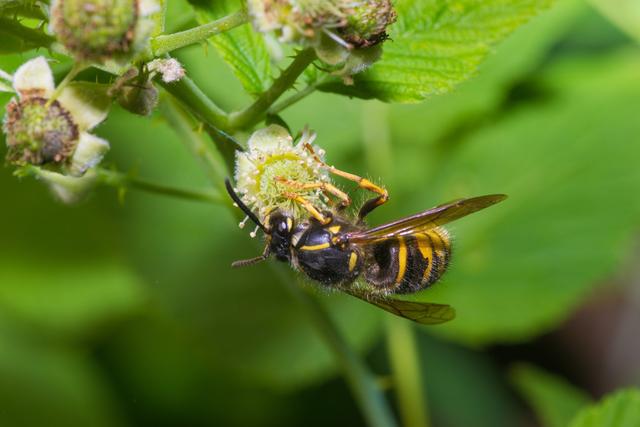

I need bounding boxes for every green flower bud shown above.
[50,0,160,63]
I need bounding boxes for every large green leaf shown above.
[188,0,273,96]
[511,363,591,427]
[589,0,640,43]
[392,50,640,343]
[569,389,640,427]
[319,0,554,102]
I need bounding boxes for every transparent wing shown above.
[345,194,507,245]
[346,290,456,325]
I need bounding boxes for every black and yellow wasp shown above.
[226,169,506,325]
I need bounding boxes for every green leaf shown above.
[589,0,640,43]
[569,389,640,427]
[394,49,640,343]
[320,0,554,102]
[188,0,273,96]
[510,363,591,427]
[0,18,54,53]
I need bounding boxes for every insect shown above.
[226,170,507,325]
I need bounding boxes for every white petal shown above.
[13,57,54,99]
[247,125,293,153]
[38,168,97,204]
[69,133,110,176]
[58,83,110,131]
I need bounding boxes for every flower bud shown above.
[3,97,78,166]
[50,0,160,63]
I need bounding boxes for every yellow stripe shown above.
[300,242,330,251]
[348,252,358,272]
[416,233,433,260]
[395,238,407,285]
[328,225,341,234]
[429,230,446,275]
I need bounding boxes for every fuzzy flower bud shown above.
[235,125,332,220]
[248,0,396,75]
[50,0,160,64]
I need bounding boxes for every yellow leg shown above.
[303,143,389,219]
[284,192,330,224]
[275,176,351,207]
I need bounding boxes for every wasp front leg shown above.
[275,176,351,209]
[302,143,389,220]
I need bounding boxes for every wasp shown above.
[226,162,507,325]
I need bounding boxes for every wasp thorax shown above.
[248,0,396,48]
[3,97,79,166]
[235,125,330,220]
[51,0,143,62]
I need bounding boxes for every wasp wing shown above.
[345,194,507,245]
[346,290,456,325]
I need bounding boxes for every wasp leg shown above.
[303,142,389,220]
[275,176,351,208]
[284,192,330,224]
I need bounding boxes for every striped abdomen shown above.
[363,228,451,294]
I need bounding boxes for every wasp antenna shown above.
[231,255,267,268]
[225,178,267,232]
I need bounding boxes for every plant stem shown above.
[159,97,230,192]
[269,268,397,427]
[385,318,430,427]
[361,102,431,427]
[268,75,329,116]
[0,18,55,51]
[96,168,223,204]
[150,10,248,56]
[160,75,229,131]
[228,48,317,130]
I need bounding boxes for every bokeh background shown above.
[1,0,639,426]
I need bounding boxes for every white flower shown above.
[235,125,332,221]
[2,57,111,202]
[147,58,185,83]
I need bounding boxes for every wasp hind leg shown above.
[302,143,389,221]
[276,176,351,210]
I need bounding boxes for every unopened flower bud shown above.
[50,0,160,63]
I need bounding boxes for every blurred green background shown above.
[1,0,640,426]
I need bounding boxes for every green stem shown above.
[0,18,55,51]
[96,168,223,204]
[385,318,430,427]
[361,102,430,427]
[158,96,229,195]
[268,75,329,116]
[228,48,317,130]
[160,75,229,131]
[150,10,248,56]
[270,269,397,427]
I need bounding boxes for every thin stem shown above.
[158,96,229,195]
[46,62,86,106]
[361,102,431,427]
[268,75,330,116]
[160,75,229,131]
[150,10,248,56]
[270,270,397,427]
[385,318,430,427]
[228,48,317,130]
[96,168,223,204]
[0,18,55,51]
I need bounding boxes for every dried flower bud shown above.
[50,0,160,64]
[2,57,111,178]
[235,125,331,220]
